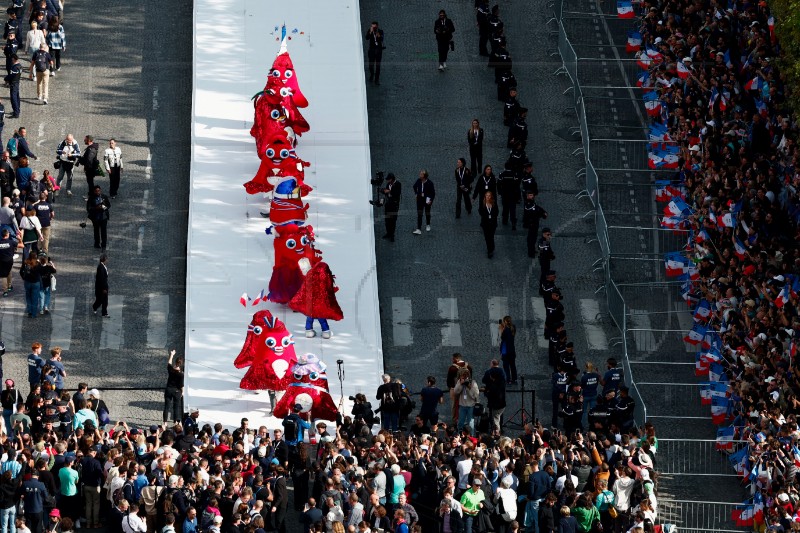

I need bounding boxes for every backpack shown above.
[382,388,397,410]
[6,137,17,158]
[34,51,48,73]
[160,488,179,516]
[18,262,31,281]
[199,509,216,531]
[282,415,298,442]
[112,485,124,505]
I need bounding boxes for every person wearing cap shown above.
[522,188,547,259]
[283,403,312,447]
[380,172,401,242]
[459,477,485,533]
[537,228,555,288]
[18,469,49,533]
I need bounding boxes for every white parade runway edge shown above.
[186,0,382,428]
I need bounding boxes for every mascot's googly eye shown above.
[270,109,281,120]
[300,235,309,246]
[265,337,277,348]
[281,336,292,347]
[293,372,303,380]
[265,148,276,158]
[284,69,293,79]
[271,69,281,77]
[252,326,263,335]
[280,87,291,97]
[309,372,319,381]
[285,239,297,249]
[279,149,290,159]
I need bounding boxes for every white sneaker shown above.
[305,329,316,338]
[321,330,332,339]
[412,229,422,235]
[66,190,72,196]
[438,64,444,71]
[426,225,431,232]
[50,71,54,77]
[443,62,447,68]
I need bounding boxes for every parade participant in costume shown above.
[244,131,311,196]
[250,76,309,156]
[272,353,338,422]
[268,177,309,227]
[266,223,320,304]
[288,261,343,339]
[269,32,309,108]
[233,310,297,392]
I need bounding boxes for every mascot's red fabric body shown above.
[270,40,308,108]
[268,224,321,304]
[233,310,296,391]
[272,353,338,421]
[250,76,309,156]
[288,262,343,321]
[244,131,311,195]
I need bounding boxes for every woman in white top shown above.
[25,22,46,78]
[19,209,42,261]
[103,139,123,198]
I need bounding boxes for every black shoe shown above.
[375,80,380,86]
[94,244,101,249]
[488,252,494,258]
[382,234,391,240]
[512,225,517,231]
[369,73,374,81]
[389,236,395,242]
[455,215,460,219]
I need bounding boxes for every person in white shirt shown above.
[455,450,473,490]
[325,497,345,533]
[121,503,147,533]
[103,139,123,198]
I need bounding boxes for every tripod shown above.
[336,359,345,417]
[503,374,534,431]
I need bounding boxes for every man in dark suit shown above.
[86,185,110,249]
[364,21,384,85]
[382,172,401,242]
[78,135,99,197]
[92,254,109,317]
[270,467,289,533]
[412,170,435,235]
[433,10,455,71]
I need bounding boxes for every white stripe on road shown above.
[530,297,550,348]
[50,296,75,350]
[391,297,412,347]
[437,297,462,347]
[147,294,169,349]
[99,296,124,350]
[579,299,609,351]
[628,308,655,353]
[487,297,508,346]
[1,297,23,350]
[674,301,696,353]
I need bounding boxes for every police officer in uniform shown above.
[519,161,539,195]
[490,38,512,84]
[538,229,555,287]
[487,5,503,39]
[381,172,401,242]
[507,142,527,175]
[508,108,528,149]
[551,366,569,429]
[544,289,564,335]
[497,161,520,229]
[496,70,516,102]
[522,192,547,258]
[503,87,520,127]
[365,21,384,85]
[3,32,17,76]
[547,320,564,368]
[475,0,491,57]
[4,54,20,118]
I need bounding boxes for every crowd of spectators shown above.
[629,0,800,526]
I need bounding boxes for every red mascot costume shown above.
[244,131,311,196]
[289,261,343,338]
[233,310,296,391]
[272,353,338,422]
[267,223,321,304]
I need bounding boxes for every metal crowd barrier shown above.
[657,500,745,533]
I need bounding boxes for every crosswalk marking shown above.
[530,297,550,348]
[50,297,75,350]
[628,308,655,353]
[487,297,508,346]
[392,297,413,347]
[1,298,23,350]
[674,302,695,353]
[579,298,609,350]
[147,294,169,348]
[99,296,125,350]
[437,297,462,346]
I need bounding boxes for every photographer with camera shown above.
[375,374,402,431]
[349,393,376,429]
[453,368,479,434]
[380,172,400,242]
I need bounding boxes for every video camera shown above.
[369,171,385,207]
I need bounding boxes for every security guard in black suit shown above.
[476,1,491,57]
[503,88,520,127]
[365,21,385,85]
[520,161,539,195]
[382,173,401,242]
[497,161,520,229]
[538,229,555,287]
[522,192,547,258]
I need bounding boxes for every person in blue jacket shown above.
[27,342,44,393]
[18,469,49,533]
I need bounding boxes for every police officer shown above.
[475,0,491,57]
[522,192,547,258]
[613,386,635,432]
[547,320,564,368]
[490,38,512,84]
[538,228,555,286]
[365,21,384,85]
[544,289,564,336]
[559,342,579,378]
[507,142,527,175]
[560,383,583,435]
[2,9,19,49]
[496,70,516,102]
[508,107,528,149]
[3,33,18,76]
[551,365,569,429]
[497,161,520,229]
[4,54,20,119]
[488,5,503,38]
[381,172,401,242]
[520,161,539,195]
[600,357,623,395]
[503,87,520,127]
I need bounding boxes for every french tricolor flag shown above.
[732,504,755,527]
[695,229,709,243]
[685,323,707,345]
[711,396,728,424]
[775,285,791,308]
[649,123,670,142]
[700,382,712,405]
[734,238,747,260]
[676,61,690,79]
[617,1,635,18]
[626,30,642,53]
[240,292,251,307]
[695,353,709,376]
[792,446,800,468]
[719,211,736,228]
[715,425,735,451]
[700,346,722,364]
[755,98,768,117]
[693,299,712,322]
[709,362,727,382]
[654,180,671,202]
[637,53,651,70]
[251,288,267,305]
[709,87,719,109]
[664,196,691,217]
[636,71,651,88]
[729,447,749,476]
[661,215,684,229]
[664,252,688,276]
[643,92,661,116]
[744,76,761,91]
[768,16,775,42]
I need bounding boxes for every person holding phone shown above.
[163,349,183,424]
[412,170,435,235]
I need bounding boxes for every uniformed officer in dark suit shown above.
[365,21,385,85]
[496,70,516,102]
[551,366,569,429]
[520,161,539,195]
[489,39,511,84]
[507,142,527,175]
[382,173,401,242]
[488,5,504,41]
[522,192,547,258]
[538,228,555,286]
[4,54,20,119]
[508,108,528,149]
[475,1,491,56]
[503,87,520,127]
[497,162,520,229]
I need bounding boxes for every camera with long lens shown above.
[369,171,385,207]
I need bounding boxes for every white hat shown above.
[88,389,100,399]
[213,516,223,525]
[654,37,662,44]
[639,453,653,468]
[683,57,692,62]
[689,145,701,152]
